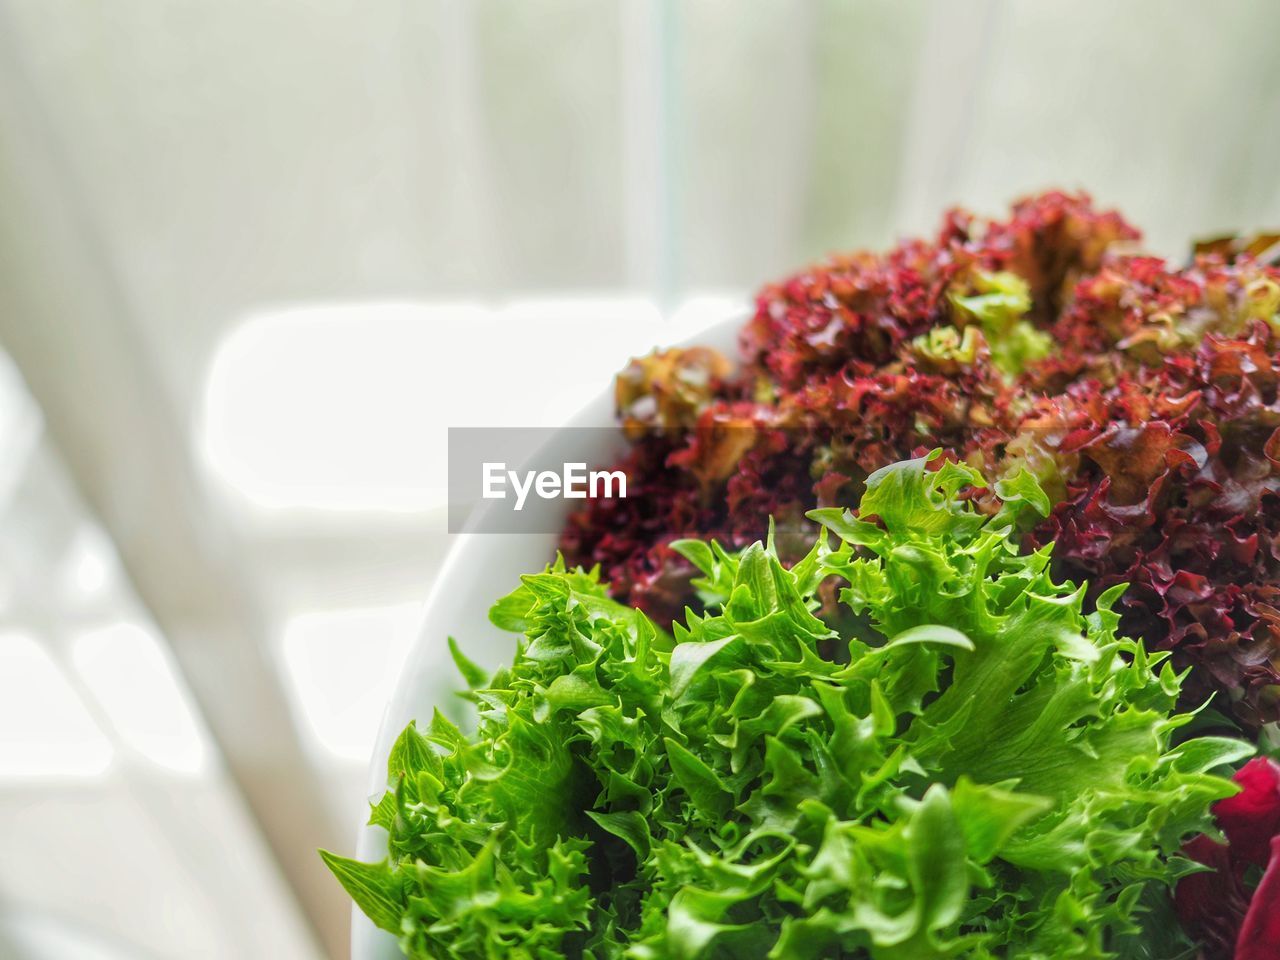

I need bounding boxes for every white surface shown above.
[351,317,740,959]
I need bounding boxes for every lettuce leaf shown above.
[326,455,1244,959]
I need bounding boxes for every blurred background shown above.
[3,1,1280,957]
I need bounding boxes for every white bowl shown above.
[351,316,742,960]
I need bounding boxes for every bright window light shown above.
[0,631,112,779]
[199,298,666,514]
[60,524,118,602]
[72,621,208,776]
[280,602,421,762]
[201,303,484,513]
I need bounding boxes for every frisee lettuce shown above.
[324,454,1248,959]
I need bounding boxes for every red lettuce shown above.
[1176,757,1280,959]
[559,191,1280,728]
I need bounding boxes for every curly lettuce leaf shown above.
[327,457,1244,959]
[947,270,1051,375]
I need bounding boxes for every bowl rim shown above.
[349,312,745,959]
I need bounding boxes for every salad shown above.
[327,458,1253,958]
[328,193,1280,958]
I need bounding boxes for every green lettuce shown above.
[947,270,1051,375]
[324,454,1247,959]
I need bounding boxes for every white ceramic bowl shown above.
[352,316,741,960]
